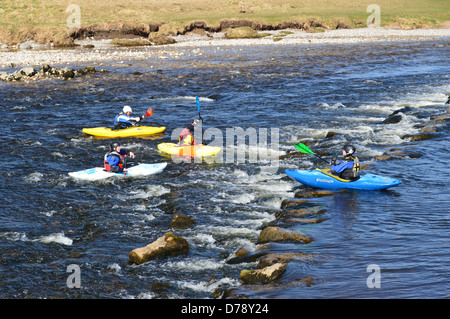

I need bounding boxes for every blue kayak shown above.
[285,168,401,190]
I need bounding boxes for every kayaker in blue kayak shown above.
[104,142,135,173]
[114,105,145,129]
[330,144,360,180]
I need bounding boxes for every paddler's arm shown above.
[120,148,135,159]
[129,116,144,126]
[330,161,353,173]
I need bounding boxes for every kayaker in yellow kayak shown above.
[114,105,148,129]
[178,119,202,146]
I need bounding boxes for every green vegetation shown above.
[226,26,267,39]
[0,0,448,45]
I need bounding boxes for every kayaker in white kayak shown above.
[114,105,145,129]
[104,142,135,173]
[330,144,360,180]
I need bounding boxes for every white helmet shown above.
[123,105,132,113]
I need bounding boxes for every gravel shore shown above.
[1,27,449,68]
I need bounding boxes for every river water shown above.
[0,39,449,300]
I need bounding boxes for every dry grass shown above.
[0,0,448,45]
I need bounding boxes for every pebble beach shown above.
[1,27,449,68]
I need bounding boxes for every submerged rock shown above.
[169,214,195,229]
[430,113,450,122]
[226,246,269,264]
[401,132,436,142]
[325,131,340,138]
[129,232,189,265]
[275,206,326,219]
[283,217,327,224]
[258,253,315,268]
[383,107,415,124]
[258,226,312,244]
[294,189,336,198]
[383,114,403,124]
[280,199,311,209]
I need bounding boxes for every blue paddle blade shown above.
[196,96,200,113]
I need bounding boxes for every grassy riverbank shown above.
[0,0,449,45]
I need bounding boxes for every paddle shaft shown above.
[313,153,330,164]
[295,143,330,164]
[123,156,127,180]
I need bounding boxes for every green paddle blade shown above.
[294,143,315,154]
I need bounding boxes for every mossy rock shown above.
[226,26,263,39]
[148,33,177,45]
[258,226,312,244]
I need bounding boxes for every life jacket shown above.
[104,151,124,172]
[113,113,128,130]
[340,155,360,180]
[114,113,140,130]
[179,127,196,146]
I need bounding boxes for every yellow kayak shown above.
[157,142,222,157]
[82,126,166,138]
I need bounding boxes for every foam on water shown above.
[106,263,122,274]
[187,233,218,249]
[163,258,227,272]
[1,232,28,241]
[153,96,215,102]
[196,225,260,239]
[38,233,73,246]
[24,172,43,183]
[222,237,257,251]
[122,185,171,200]
[177,277,241,293]
[229,193,255,204]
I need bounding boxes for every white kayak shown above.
[68,163,167,181]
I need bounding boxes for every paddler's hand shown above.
[330,154,336,166]
[128,152,135,159]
